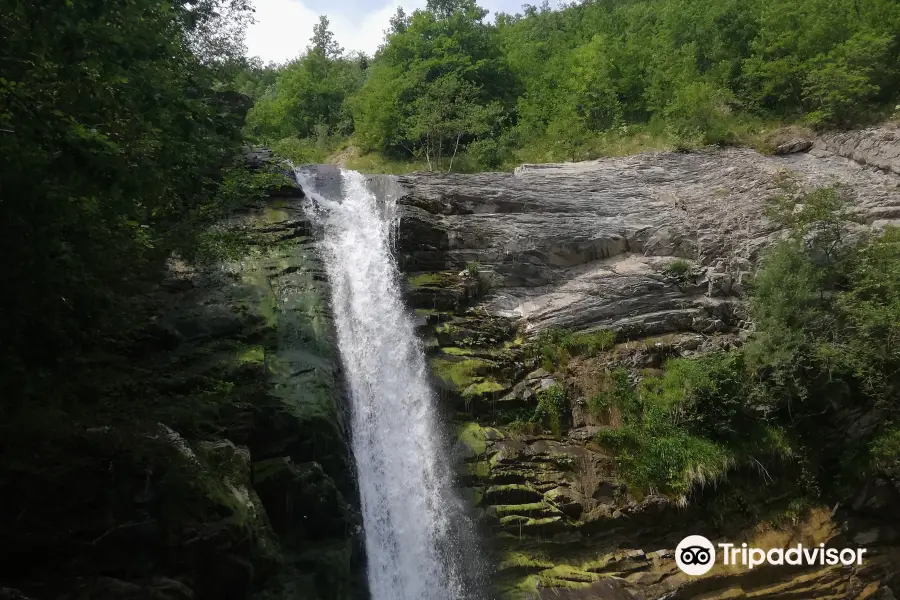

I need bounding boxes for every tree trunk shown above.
[448,133,462,173]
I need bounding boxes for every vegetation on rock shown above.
[593,186,900,504]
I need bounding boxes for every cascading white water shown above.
[298,168,480,600]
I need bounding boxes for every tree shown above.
[427,0,487,19]
[244,18,365,142]
[388,7,409,34]
[0,0,254,383]
[403,75,502,170]
[352,0,514,160]
[310,15,344,60]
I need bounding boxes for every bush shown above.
[662,259,694,280]
[870,426,900,470]
[532,384,568,436]
[527,327,617,371]
[663,81,736,146]
[595,354,794,501]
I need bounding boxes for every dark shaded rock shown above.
[59,577,195,600]
[253,458,355,542]
[773,139,813,154]
[536,577,642,599]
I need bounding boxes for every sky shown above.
[244,0,545,64]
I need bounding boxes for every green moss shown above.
[538,565,599,587]
[238,345,265,364]
[242,269,279,329]
[458,422,504,456]
[463,379,506,398]
[498,552,555,572]
[409,273,445,287]
[458,422,489,455]
[465,460,490,479]
[503,336,526,349]
[494,502,560,518]
[265,207,290,223]
[499,515,561,528]
[442,347,472,356]
[430,357,494,389]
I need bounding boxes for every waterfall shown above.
[298,167,481,600]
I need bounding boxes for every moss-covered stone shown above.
[494,501,562,519]
[484,484,544,505]
[431,356,497,389]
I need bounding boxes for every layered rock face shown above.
[396,126,900,337]
[393,126,900,599]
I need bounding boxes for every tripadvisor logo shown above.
[675,535,868,576]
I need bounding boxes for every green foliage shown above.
[869,426,900,470]
[239,0,900,169]
[0,0,254,390]
[532,384,568,436]
[662,259,695,280]
[592,189,900,504]
[244,17,366,144]
[351,2,515,170]
[526,327,616,371]
[587,392,611,419]
[596,354,793,500]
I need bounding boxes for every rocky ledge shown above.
[393,126,900,599]
[396,124,900,337]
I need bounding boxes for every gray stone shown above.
[774,139,813,155]
[393,133,900,337]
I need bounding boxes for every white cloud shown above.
[244,0,548,64]
[245,0,428,64]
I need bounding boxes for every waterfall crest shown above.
[298,167,481,600]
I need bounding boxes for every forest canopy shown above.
[242,0,900,170]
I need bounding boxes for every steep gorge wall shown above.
[0,183,364,600]
[393,126,900,599]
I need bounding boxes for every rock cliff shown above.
[0,180,364,600]
[393,125,900,599]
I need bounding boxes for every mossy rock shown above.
[457,422,504,456]
[537,565,600,587]
[484,484,544,505]
[494,501,563,519]
[430,356,497,390]
[462,379,509,399]
[406,271,475,310]
[253,457,357,550]
[460,460,491,485]
[498,515,566,536]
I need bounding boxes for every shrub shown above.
[531,384,568,436]
[869,426,900,470]
[662,259,693,280]
[526,327,617,371]
[587,392,611,419]
[595,356,793,502]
